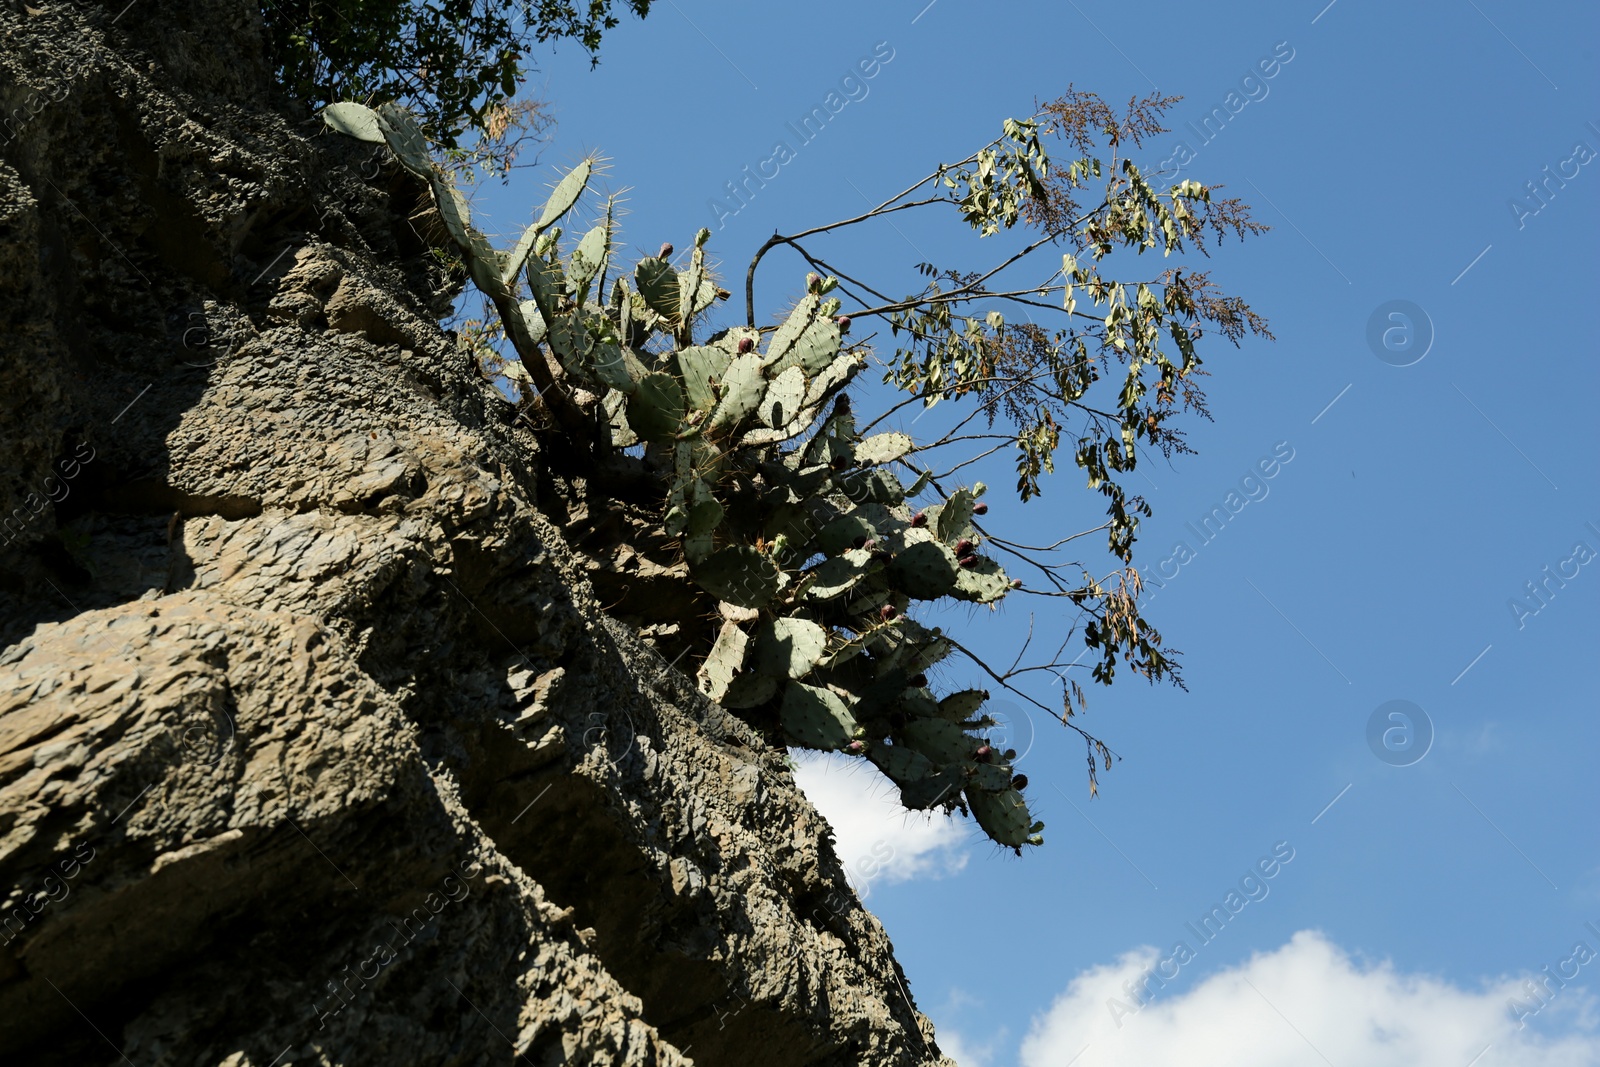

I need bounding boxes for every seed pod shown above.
[1011,773,1029,790]
[658,242,674,259]
[737,336,755,354]
[910,511,927,528]
[973,502,989,515]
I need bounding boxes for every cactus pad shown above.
[699,620,750,703]
[691,545,782,609]
[625,372,686,443]
[966,787,1037,848]
[752,617,830,679]
[888,540,961,599]
[779,682,860,750]
[322,102,385,143]
[675,345,732,413]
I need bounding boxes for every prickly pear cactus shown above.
[325,101,1044,851]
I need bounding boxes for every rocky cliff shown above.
[0,3,954,1063]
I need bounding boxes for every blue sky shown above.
[468,2,1600,1062]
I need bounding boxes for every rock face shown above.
[0,3,955,1064]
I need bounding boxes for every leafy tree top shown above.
[263,0,651,168]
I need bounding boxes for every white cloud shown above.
[939,1027,997,1067]
[790,749,969,899]
[1019,930,1600,1067]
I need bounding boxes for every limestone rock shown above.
[0,2,955,1064]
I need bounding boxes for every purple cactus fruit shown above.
[975,744,992,761]
[1009,578,1023,589]
[861,538,879,552]
[1003,748,1018,761]
[846,740,865,755]
[973,502,989,515]
[880,603,898,621]
[954,538,974,557]
[910,511,927,528]
[959,555,979,569]
[836,315,852,334]
[1011,773,1029,790]
[658,242,673,259]
[908,673,928,688]
[806,272,820,292]
[737,336,755,354]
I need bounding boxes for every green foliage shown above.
[324,86,1272,854]
[269,0,649,164]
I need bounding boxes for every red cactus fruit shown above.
[737,336,755,354]
[910,511,927,528]
[658,242,674,259]
[954,538,974,556]
[880,603,898,621]
[973,502,989,515]
[846,740,865,754]
[861,538,879,552]
[806,272,820,291]
[975,745,992,761]
[1009,578,1023,589]
[958,555,979,569]
[836,315,851,334]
